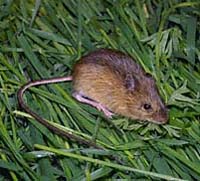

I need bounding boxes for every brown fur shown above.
[73,49,168,124]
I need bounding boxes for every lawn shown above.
[0,0,200,180]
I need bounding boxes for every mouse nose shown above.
[153,107,168,124]
[159,107,168,123]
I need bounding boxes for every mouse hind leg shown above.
[72,92,114,118]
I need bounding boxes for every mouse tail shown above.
[17,75,73,116]
[17,76,101,149]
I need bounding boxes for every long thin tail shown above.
[17,76,102,149]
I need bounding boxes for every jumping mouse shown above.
[18,49,168,145]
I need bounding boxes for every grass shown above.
[0,0,200,180]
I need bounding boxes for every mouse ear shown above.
[125,74,136,91]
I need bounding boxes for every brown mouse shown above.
[72,49,168,124]
[17,49,168,146]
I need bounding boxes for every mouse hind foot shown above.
[72,92,114,118]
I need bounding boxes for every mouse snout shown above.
[153,107,168,124]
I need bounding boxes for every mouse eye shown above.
[143,103,152,112]
[145,73,152,77]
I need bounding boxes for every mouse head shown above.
[125,73,168,124]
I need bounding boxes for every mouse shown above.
[72,49,168,124]
[17,48,168,146]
